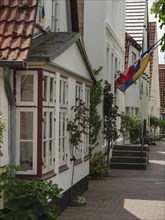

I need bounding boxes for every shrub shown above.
[0,165,63,220]
[90,151,109,178]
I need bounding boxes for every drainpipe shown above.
[3,66,16,167]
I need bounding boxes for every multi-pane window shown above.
[16,71,38,174]
[43,72,56,106]
[59,76,68,166]
[17,109,37,174]
[126,107,130,114]
[42,72,56,173]
[135,107,139,116]
[132,52,137,63]
[16,72,37,106]
[75,82,83,102]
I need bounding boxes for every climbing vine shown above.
[0,112,6,157]
[89,67,103,156]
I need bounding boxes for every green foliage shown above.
[71,196,87,207]
[103,81,119,166]
[0,113,6,157]
[120,113,142,143]
[151,0,165,51]
[89,151,109,178]
[103,81,119,143]
[0,165,63,220]
[89,67,103,153]
[150,115,165,128]
[67,99,90,148]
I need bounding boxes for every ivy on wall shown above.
[89,67,103,156]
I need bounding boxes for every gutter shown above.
[3,66,16,166]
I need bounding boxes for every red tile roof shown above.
[0,0,38,61]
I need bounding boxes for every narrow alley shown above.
[57,141,165,220]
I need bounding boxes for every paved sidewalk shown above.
[57,141,165,220]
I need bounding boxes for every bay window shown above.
[16,71,38,175]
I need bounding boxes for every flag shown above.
[115,39,160,93]
[40,4,45,24]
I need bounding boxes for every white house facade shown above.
[0,0,94,210]
[125,0,150,126]
[83,0,126,147]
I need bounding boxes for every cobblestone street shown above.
[57,141,165,220]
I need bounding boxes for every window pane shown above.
[43,75,48,102]
[63,82,66,104]
[21,75,34,101]
[50,112,53,138]
[63,112,65,136]
[59,112,61,136]
[20,141,33,170]
[50,77,54,102]
[49,140,53,166]
[43,112,47,139]
[59,80,62,104]
[20,112,33,140]
[43,141,47,169]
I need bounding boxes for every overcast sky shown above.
[148,0,165,64]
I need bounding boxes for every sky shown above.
[148,0,165,64]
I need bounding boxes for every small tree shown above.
[120,113,141,144]
[67,99,90,200]
[150,115,165,139]
[151,0,165,51]
[103,81,119,167]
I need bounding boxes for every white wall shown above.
[149,42,160,118]
[84,0,126,147]
[0,69,9,167]
[105,0,125,48]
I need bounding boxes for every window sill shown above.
[74,158,82,165]
[41,170,57,180]
[16,170,56,180]
[84,155,90,161]
[59,164,69,173]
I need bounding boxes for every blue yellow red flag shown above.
[40,5,45,23]
[115,39,161,92]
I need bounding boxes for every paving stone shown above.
[57,141,165,220]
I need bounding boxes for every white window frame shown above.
[42,71,56,173]
[16,108,37,175]
[42,108,55,173]
[16,71,38,106]
[59,109,68,166]
[59,76,68,107]
[59,76,68,167]
[75,82,83,102]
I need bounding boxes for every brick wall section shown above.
[77,0,84,38]
[149,22,156,96]
[159,64,165,115]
